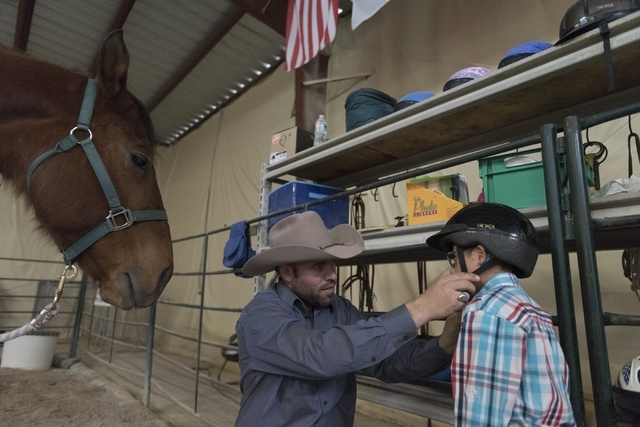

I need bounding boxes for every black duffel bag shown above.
[345,88,396,132]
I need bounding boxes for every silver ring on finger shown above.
[457,292,470,303]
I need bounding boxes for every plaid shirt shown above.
[452,273,575,426]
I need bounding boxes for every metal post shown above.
[192,136,218,412]
[194,233,209,414]
[69,274,88,358]
[85,292,97,352]
[255,162,272,294]
[143,304,156,408]
[564,116,615,426]
[108,308,118,364]
[540,124,586,426]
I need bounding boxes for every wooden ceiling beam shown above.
[106,0,137,33]
[13,0,35,51]
[230,0,287,37]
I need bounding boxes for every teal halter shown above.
[26,78,168,265]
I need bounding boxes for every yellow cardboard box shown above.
[406,178,464,225]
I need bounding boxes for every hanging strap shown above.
[599,22,616,92]
[628,131,640,178]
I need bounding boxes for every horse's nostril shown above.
[158,267,172,291]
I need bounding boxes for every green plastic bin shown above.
[479,148,594,209]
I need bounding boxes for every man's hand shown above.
[437,312,462,354]
[405,272,477,327]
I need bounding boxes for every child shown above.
[427,203,575,427]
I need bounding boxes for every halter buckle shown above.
[107,209,133,231]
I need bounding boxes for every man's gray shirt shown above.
[234,282,451,427]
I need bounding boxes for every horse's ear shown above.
[92,29,130,99]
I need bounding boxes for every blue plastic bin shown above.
[268,181,349,230]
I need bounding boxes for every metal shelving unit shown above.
[253,12,640,426]
[263,13,640,188]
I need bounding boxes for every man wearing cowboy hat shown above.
[235,211,477,427]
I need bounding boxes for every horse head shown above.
[0,31,173,309]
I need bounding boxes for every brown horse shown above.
[0,31,173,310]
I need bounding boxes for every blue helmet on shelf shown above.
[498,41,553,69]
[394,91,435,111]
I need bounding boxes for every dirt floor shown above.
[0,353,416,427]
[0,362,170,427]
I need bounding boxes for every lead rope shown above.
[0,265,78,343]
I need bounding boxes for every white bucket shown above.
[1,332,59,370]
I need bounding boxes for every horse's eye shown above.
[130,153,148,170]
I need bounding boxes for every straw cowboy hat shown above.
[242,211,364,277]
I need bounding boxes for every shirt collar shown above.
[476,272,519,297]
[274,279,334,314]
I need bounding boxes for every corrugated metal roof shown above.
[0,1,19,47]
[143,12,285,143]
[1,0,287,145]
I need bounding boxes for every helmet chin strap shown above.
[456,247,497,276]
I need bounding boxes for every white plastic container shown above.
[1,332,59,370]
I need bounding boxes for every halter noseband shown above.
[26,78,168,265]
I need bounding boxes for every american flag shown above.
[285,0,339,71]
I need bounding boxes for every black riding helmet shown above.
[426,203,539,278]
[558,0,640,44]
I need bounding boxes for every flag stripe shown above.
[285,0,338,71]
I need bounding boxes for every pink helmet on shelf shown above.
[442,67,492,92]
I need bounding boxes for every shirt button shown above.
[324,401,327,405]
[371,357,376,362]
[403,335,409,341]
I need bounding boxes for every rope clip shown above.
[51,264,78,311]
[29,303,57,330]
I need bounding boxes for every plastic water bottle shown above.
[314,115,327,146]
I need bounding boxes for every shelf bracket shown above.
[302,72,373,86]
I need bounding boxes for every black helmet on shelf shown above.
[426,203,539,278]
[558,0,640,44]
